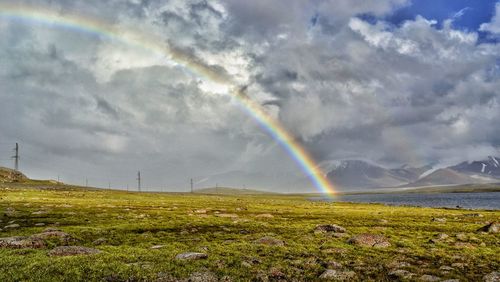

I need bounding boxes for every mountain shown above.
[450,156,500,177]
[390,164,433,182]
[326,160,410,189]
[0,167,28,183]
[325,157,500,190]
[408,168,498,187]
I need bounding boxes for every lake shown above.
[312,192,500,210]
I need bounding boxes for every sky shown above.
[1,0,500,192]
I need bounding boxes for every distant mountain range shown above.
[326,156,500,190]
[200,156,500,191]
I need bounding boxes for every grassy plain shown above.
[0,183,499,281]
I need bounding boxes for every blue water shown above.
[312,192,500,210]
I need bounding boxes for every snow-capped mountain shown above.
[326,160,410,189]
[450,156,500,177]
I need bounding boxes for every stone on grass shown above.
[151,245,165,249]
[34,223,46,227]
[314,224,346,233]
[255,214,274,219]
[319,269,356,281]
[483,272,500,282]
[419,274,441,281]
[254,236,285,246]
[347,234,390,248]
[93,238,107,245]
[432,218,447,223]
[175,252,208,260]
[4,224,20,229]
[215,213,239,218]
[188,271,218,282]
[389,270,415,280]
[477,222,499,233]
[31,229,73,244]
[327,261,343,269]
[0,236,45,249]
[48,246,101,256]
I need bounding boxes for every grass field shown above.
[0,183,499,281]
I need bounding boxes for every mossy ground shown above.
[0,184,499,281]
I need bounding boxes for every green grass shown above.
[0,184,499,281]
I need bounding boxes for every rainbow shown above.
[0,3,336,194]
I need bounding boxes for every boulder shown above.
[419,274,441,281]
[347,234,390,248]
[175,252,208,260]
[4,224,20,229]
[314,224,346,233]
[0,236,45,249]
[477,222,499,233]
[319,269,356,281]
[388,270,415,280]
[188,271,218,282]
[48,246,101,256]
[254,236,285,246]
[483,272,500,282]
[255,214,274,219]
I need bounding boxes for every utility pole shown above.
[12,143,19,171]
[85,178,88,187]
[190,178,193,193]
[137,171,141,192]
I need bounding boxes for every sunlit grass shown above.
[0,184,498,281]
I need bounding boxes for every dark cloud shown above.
[0,0,499,191]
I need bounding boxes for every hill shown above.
[193,186,275,195]
[0,167,28,183]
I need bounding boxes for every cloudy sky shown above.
[1,0,500,192]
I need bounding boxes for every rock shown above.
[241,261,252,268]
[34,223,46,227]
[439,266,454,272]
[255,214,274,218]
[194,209,207,214]
[378,219,389,224]
[32,229,73,244]
[464,213,483,217]
[456,233,468,241]
[453,242,475,249]
[0,236,45,249]
[215,214,238,218]
[188,271,218,282]
[268,267,286,279]
[31,210,48,215]
[432,218,447,223]
[436,233,450,240]
[48,246,101,256]
[451,263,466,269]
[419,275,441,281]
[254,236,285,246]
[93,238,107,245]
[389,270,415,280]
[151,245,165,249]
[386,261,411,269]
[319,269,356,281]
[477,222,499,233]
[347,234,390,248]
[483,272,500,282]
[314,224,346,233]
[175,252,208,260]
[4,224,20,229]
[326,261,343,269]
